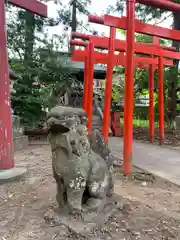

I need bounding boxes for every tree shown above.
[47,0,91,32]
[48,0,101,41]
[6,4,76,126]
[10,38,78,126]
[6,3,48,126]
[6,0,99,126]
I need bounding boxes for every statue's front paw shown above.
[67,185,86,218]
[69,208,84,220]
[107,187,114,197]
[85,198,105,212]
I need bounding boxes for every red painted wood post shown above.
[87,41,95,132]
[83,45,89,112]
[0,0,14,170]
[102,27,116,142]
[123,0,136,175]
[148,36,158,143]
[137,0,180,12]
[158,54,165,145]
[148,63,155,143]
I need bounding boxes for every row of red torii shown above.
[70,0,180,174]
[1,0,180,175]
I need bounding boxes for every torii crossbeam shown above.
[7,0,47,16]
[0,0,47,172]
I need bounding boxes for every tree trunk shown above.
[70,0,77,53]
[167,13,180,130]
[71,0,77,32]
[23,11,36,64]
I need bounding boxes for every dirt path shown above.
[0,146,57,240]
[1,145,180,239]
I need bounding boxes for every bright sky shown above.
[46,0,123,39]
[45,0,173,48]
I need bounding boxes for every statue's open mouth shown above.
[50,123,70,134]
[46,117,70,134]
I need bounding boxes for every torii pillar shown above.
[0,0,47,180]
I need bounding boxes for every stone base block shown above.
[13,135,28,151]
[0,166,27,182]
[44,195,119,237]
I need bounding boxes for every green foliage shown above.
[6,0,94,127]
[11,61,44,126]
[6,3,79,127]
[10,40,77,126]
[112,85,121,102]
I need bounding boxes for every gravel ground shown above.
[0,144,180,240]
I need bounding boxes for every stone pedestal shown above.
[12,115,28,151]
[0,115,28,183]
[175,115,180,130]
[0,115,27,182]
[0,167,27,181]
[44,195,119,237]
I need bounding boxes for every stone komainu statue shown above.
[46,106,114,214]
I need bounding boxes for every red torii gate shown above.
[71,45,173,67]
[72,18,180,145]
[71,21,179,145]
[70,37,174,141]
[87,13,180,143]
[87,13,180,144]
[71,0,180,175]
[88,15,180,58]
[87,13,180,150]
[0,0,47,172]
